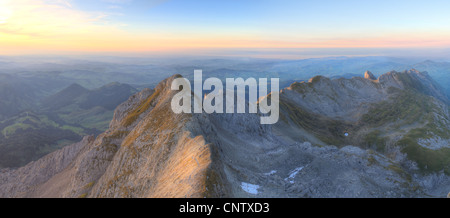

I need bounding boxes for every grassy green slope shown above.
[0,112,83,168]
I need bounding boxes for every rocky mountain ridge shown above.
[1,70,449,198]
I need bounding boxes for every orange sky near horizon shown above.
[1,0,450,56]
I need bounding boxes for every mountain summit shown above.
[1,70,449,198]
[364,71,377,80]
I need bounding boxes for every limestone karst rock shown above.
[364,71,377,80]
[1,70,449,198]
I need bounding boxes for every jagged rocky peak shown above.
[0,73,224,198]
[308,75,329,83]
[154,74,183,92]
[1,72,449,198]
[282,69,450,123]
[109,74,183,129]
[364,71,377,80]
[408,68,422,74]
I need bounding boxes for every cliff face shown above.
[278,69,450,175]
[1,70,449,198]
[364,71,377,80]
[0,75,229,198]
[281,69,447,121]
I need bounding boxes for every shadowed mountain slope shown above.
[1,70,449,198]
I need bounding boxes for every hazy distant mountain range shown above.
[0,56,449,96]
[0,69,448,198]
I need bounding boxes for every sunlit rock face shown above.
[1,70,449,198]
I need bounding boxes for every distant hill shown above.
[0,73,70,120]
[79,82,138,110]
[40,82,137,131]
[412,60,450,97]
[40,83,89,111]
[0,82,138,168]
[0,82,33,120]
[41,82,136,111]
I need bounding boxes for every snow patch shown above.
[263,170,277,176]
[285,167,304,184]
[241,182,260,195]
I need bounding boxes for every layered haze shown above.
[0,0,449,198]
[1,0,450,57]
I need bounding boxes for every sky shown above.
[1,0,450,58]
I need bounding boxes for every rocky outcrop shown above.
[0,75,228,198]
[277,70,450,195]
[282,69,446,121]
[364,71,377,80]
[283,73,386,121]
[0,70,449,198]
[0,135,94,197]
